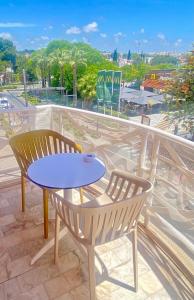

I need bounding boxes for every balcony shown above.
[0,105,193,299]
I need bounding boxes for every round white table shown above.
[27,153,105,264]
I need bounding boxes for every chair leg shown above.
[87,246,96,300]
[43,189,49,239]
[80,188,84,203]
[132,226,138,292]
[54,211,61,264]
[21,175,25,212]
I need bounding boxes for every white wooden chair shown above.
[50,170,152,300]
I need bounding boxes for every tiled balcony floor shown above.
[0,182,193,300]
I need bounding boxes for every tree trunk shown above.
[60,66,64,93]
[41,69,46,88]
[48,67,51,87]
[73,64,77,106]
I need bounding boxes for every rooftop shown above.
[120,87,164,105]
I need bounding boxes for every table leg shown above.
[43,189,48,239]
[31,227,67,265]
[31,189,73,265]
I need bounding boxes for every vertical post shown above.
[144,137,160,228]
[23,69,28,107]
[43,189,49,239]
[117,71,122,117]
[137,132,149,177]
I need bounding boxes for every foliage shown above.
[68,47,87,102]
[112,49,118,63]
[15,54,37,82]
[165,50,194,139]
[78,73,97,101]
[150,55,179,66]
[22,92,41,105]
[45,40,72,55]
[0,38,16,68]
[131,53,144,65]
[121,63,152,82]
[31,49,49,87]
[127,50,131,60]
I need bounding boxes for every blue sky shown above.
[0,0,193,52]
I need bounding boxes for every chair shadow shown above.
[133,230,194,300]
[94,251,135,292]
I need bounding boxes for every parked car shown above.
[0,97,9,109]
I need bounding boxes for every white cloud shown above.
[174,38,183,47]
[100,33,107,38]
[48,25,53,30]
[140,28,145,34]
[157,33,165,40]
[83,22,98,33]
[0,22,35,28]
[0,32,13,40]
[114,32,126,42]
[66,26,81,34]
[143,39,148,44]
[41,36,49,40]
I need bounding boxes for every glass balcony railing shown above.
[0,104,193,285]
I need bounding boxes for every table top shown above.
[27,153,106,189]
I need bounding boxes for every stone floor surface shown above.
[0,182,193,300]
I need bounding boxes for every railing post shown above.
[137,130,149,177]
[144,136,160,228]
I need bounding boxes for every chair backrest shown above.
[50,170,152,246]
[9,129,82,175]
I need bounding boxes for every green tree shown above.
[15,54,37,83]
[78,73,97,104]
[45,40,71,55]
[32,50,48,87]
[0,38,16,69]
[121,63,151,82]
[151,55,179,66]
[112,49,118,63]
[131,53,143,65]
[166,50,194,140]
[68,47,87,104]
[49,49,69,89]
[127,50,131,60]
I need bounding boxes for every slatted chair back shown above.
[50,170,152,246]
[9,129,82,176]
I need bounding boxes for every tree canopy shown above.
[0,38,16,68]
[112,49,118,63]
[166,50,194,139]
[151,55,179,66]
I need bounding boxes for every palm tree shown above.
[32,50,48,88]
[49,49,69,91]
[78,73,96,107]
[69,47,87,105]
